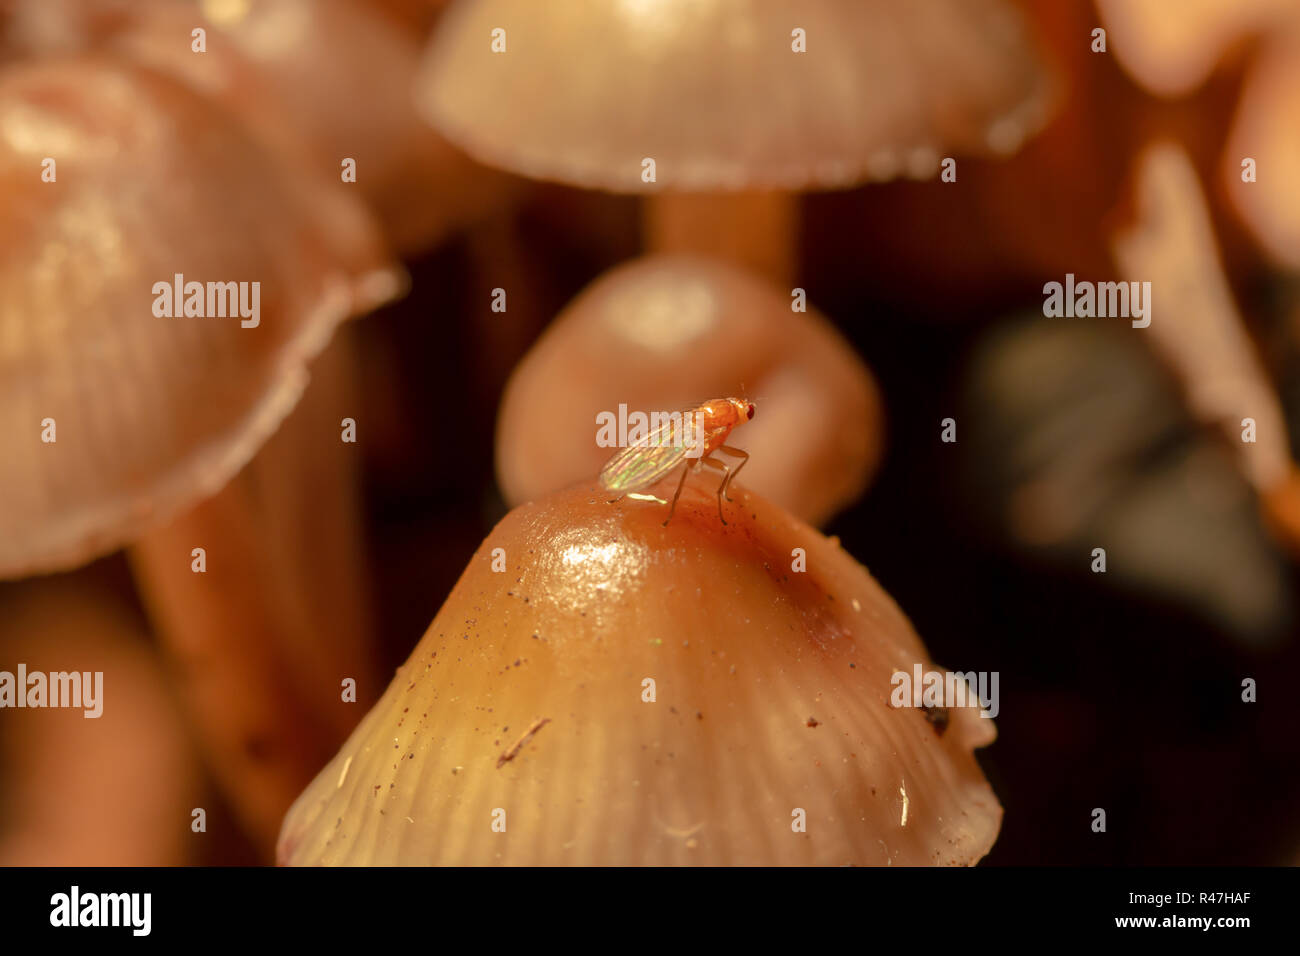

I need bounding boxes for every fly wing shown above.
[599,415,692,493]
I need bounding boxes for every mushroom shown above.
[1111,141,1300,550]
[0,572,201,865]
[3,0,515,255]
[0,58,401,850]
[0,56,398,572]
[279,480,1001,865]
[1095,0,1292,97]
[418,0,1052,281]
[371,0,451,34]
[1094,1,1300,277]
[495,254,883,525]
[1222,27,1300,270]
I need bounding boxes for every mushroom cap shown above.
[154,0,514,254]
[418,0,1052,191]
[1113,141,1290,492]
[495,254,883,525]
[1095,0,1292,97]
[3,0,516,254]
[279,480,1001,865]
[1223,30,1300,269]
[0,58,403,577]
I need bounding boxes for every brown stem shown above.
[128,328,378,856]
[1261,467,1300,559]
[1113,143,1300,553]
[643,191,798,284]
[0,572,202,865]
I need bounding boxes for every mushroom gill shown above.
[279,480,1000,865]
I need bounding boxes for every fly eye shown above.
[746,403,755,420]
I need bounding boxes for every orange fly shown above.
[600,398,755,526]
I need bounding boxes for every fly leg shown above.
[663,462,691,526]
[701,456,732,525]
[717,446,749,502]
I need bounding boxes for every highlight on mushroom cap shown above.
[278,479,1001,866]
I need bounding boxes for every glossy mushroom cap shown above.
[279,480,1001,865]
[0,58,402,577]
[495,254,883,525]
[418,0,1052,191]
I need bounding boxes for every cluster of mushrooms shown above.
[3,0,1293,866]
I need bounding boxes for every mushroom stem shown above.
[1112,142,1300,554]
[0,572,202,866]
[1261,468,1300,558]
[128,330,378,855]
[643,191,798,285]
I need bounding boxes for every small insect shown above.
[600,397,755,526]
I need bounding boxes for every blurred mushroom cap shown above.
[1223,29,1300,269]
[279,480,1001,865]
[1096,0,1292,97]
[0,58,403,577]
[3,0,516,254]
[1115,141,1290,491]
[419,0,1052,191]
[495,254,883,525]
